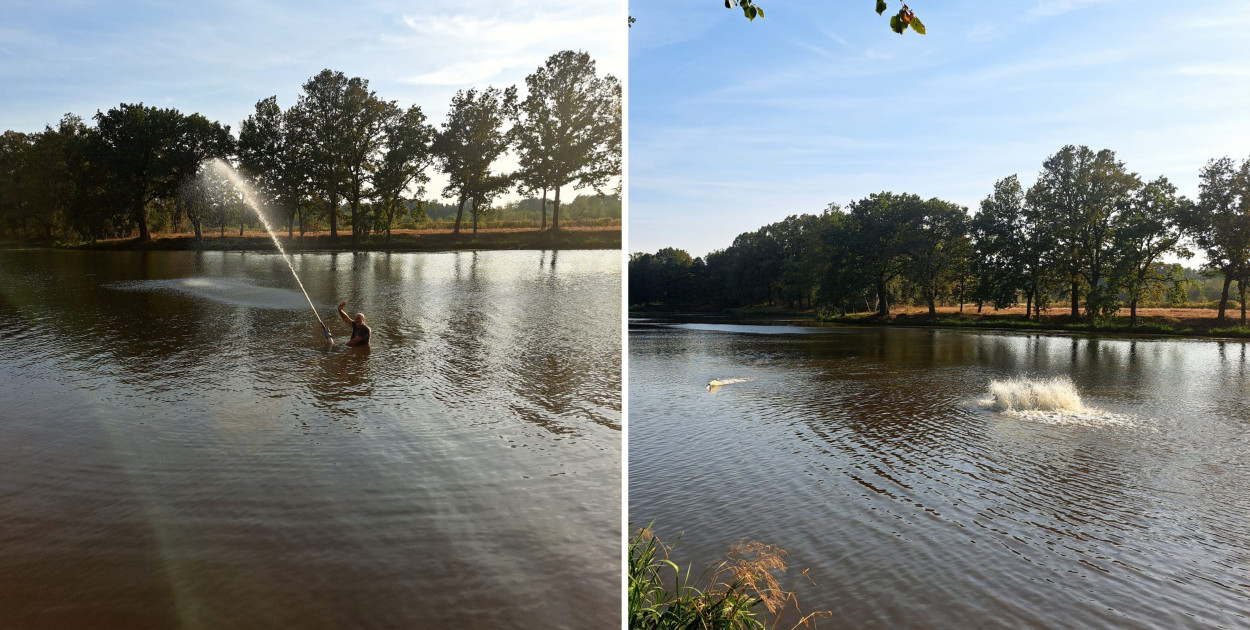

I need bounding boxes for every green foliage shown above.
[725,0,763,21]
[726,0,925,33]
[372,105,436,240]
[434,85,517,235]
[513,50,621,231]
[1,49,620,246]
[1184,156,1250,320]
[633,144,1245,328]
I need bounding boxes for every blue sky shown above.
[0,0,624,202]
[628,0,1250,257]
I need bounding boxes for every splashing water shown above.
[980,376,1137,427]
[986,377,1084,412]
[206,158,332,342]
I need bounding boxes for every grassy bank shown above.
[632,304,1250,340]
[33,226,620,252]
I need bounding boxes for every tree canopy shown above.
[0,49,619,245]
[631,144,1250,326]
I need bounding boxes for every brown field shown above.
[61,225,621,252]
[709,303,1250,337]
[871,304,1250,335]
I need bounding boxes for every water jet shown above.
[205,158,333,343]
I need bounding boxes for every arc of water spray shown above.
[207,159,333,341]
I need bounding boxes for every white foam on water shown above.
[978,376,1136,428]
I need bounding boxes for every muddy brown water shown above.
[0,248,620,629]
[630,319,1250,629]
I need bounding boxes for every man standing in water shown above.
[338,300,371,347]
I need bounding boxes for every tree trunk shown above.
[350,195,359,246]
[385,197,394,248]
[928,295,936,317]
[876,278,889,316]
[1218,274,1232,322]
[329,193,339,239]
[1241,279,1247,326]
[1130,299,1138,328]
[1026,292,1033,320]
[552,187,561,232]
[453,196,465,235]
[135,194,150,242]
[1070,280,1080,319]
[192,217,202,239]
[541,188,548,231]
[172,198,185,234]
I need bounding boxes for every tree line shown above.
[631,145,1250,325]
[0,50,620,246]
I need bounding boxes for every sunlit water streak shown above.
[630,320,1250,629]
[0,248,621,629]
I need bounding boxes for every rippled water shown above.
[629,319,1250,629]
[0,248,620,629]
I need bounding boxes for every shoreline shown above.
[3,226,621,253]
[630,306,1250,341]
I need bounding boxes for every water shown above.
[629,319,1250,629]
[206,159,330,338]
[0,248,620,628]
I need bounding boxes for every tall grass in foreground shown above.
[629,526,829,630]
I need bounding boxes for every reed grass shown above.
[629,525,829,630]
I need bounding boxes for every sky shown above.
[628,0,1250,257]
[0,0,625,203]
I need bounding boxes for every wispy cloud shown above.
[1025,0,1116,20]
[1175,64,1250,79]
[401,13,612,50]
[964,23,1004,43]
[400,55,542,86]
[396,10,620,87]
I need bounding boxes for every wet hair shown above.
[355,313,366,323]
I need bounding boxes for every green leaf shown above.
[756,7,764,18]
[876,0,887,15]
[889,14,904,34]
[910,16,926,34]
[725,0,731,8]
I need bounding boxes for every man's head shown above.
[354,313,366,325]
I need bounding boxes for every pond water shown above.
[0,248,620,629]
[629,319,1250,629]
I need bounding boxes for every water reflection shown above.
[631,321,1250,629]
[0,248,621,629]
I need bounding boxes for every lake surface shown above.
[0,248,620,629]
[629,319,1250,629]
